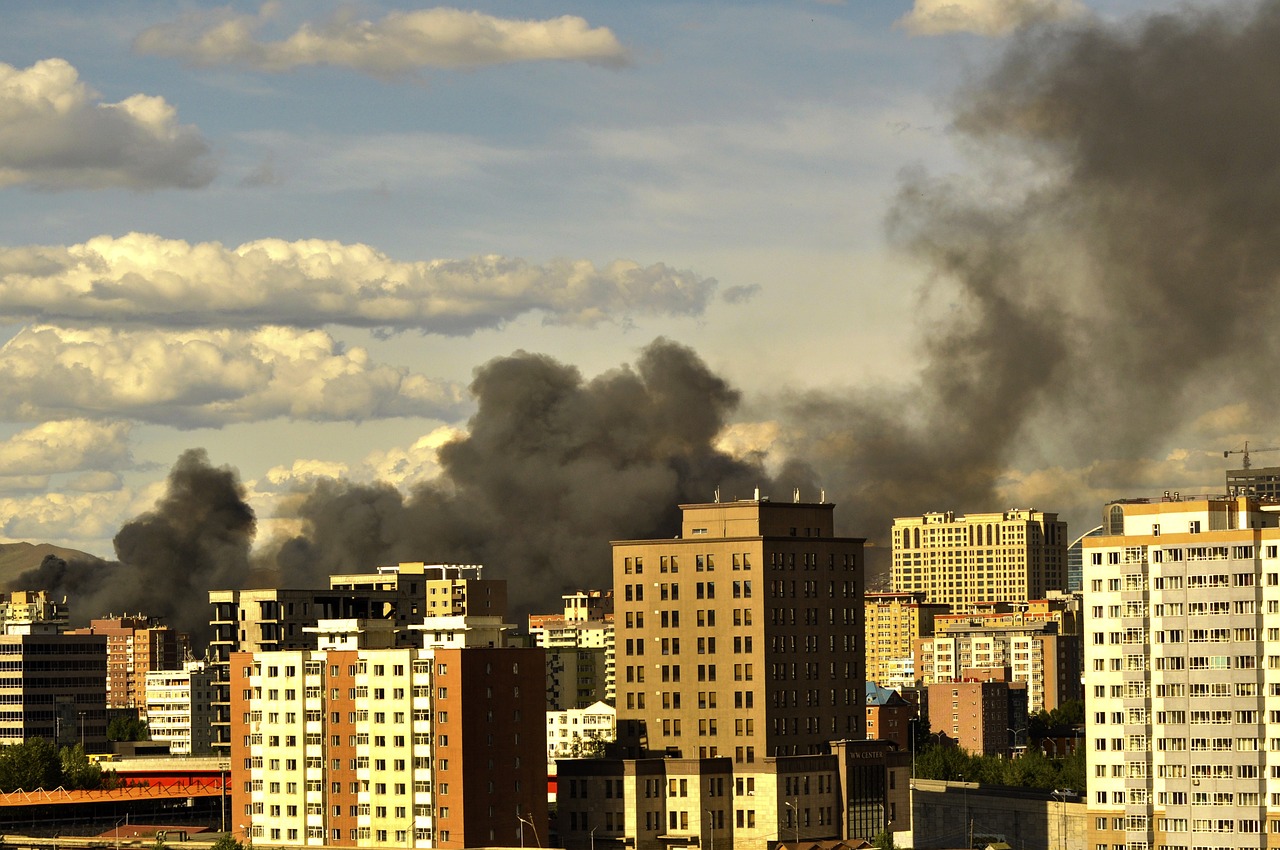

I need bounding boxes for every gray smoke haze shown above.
[269,338,811,611]
[765,1,1280,549]
[17,3,1280,630]
[13,448,256,644]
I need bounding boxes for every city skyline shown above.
[0,0,1272,594]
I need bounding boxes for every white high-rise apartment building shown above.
[145,658,216,755]
[892,509,1067,607]
[1085,494,1280,850]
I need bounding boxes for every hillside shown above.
[0,542,105,590]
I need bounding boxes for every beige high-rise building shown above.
[863,591,948,690]
[612,496,866,763]
[891,509,1068,607]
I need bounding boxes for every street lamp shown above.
[590,825,597,850]
[518,813,541,848]
[1007,726,1027,757]
[704,809,714,850]
[784,799,799,847]
[1051,789,1072,850]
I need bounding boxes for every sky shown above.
[0,0,1275,610]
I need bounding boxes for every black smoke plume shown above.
[270,339,806,612]
[767,1,1280,545]
[13,449,255,644]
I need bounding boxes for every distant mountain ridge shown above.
[0,542,105,590]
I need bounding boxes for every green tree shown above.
[212,834,248,850]
[107,715,150,742]
[59,743,103,790]
[0,738,62,791]
[871,830,896,850]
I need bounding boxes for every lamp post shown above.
[590,825,597,850]
[1007,726,1026,757]
[518,813,541,848]
[1051,789,1071,850]
[705,809,714,850]
[784,799,799,847]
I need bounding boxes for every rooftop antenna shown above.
[714,487,721,503]
[793,487,800,503]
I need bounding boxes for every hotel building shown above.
[891,509,1068,607]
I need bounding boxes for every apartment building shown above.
[864,591,948,690]
[230,617,545,849]
[891,509,1068,607]
[68,615,188,712]
[914,599,1082,715]
[145,658,216,755]
[0,631,107,749]
[926,672,1028,757]
[0,589,68,633]
[210,564,502,754]
[529,590,615,709]
[1085,494,1280,850]
[546,700,615,760]
[612,496,866,762]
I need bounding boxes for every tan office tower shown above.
[612,496,865,763]
[891,509,1068,607]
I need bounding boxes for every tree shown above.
[107,715,150,742]
[212,834,248,850]
[60,743,103,790]
[0,738,62,791]
[872,830,896,850]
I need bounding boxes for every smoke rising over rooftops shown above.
[18,2,1280,637]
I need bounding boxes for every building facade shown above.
[230,618,546,849]
[891,509,1068,607]
[914,599,1082,715]
[68,615,188,712]
[0,632,107,749]
[145,658,216,755]
[546,700,615,760]
[612,497,866,763]
[0,590,68,634]
[1085,494,1280,850]
[864,591,948,690]
[555,741,911,850]
[530,590,615,709]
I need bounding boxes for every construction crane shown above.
[1224,440,1280,469]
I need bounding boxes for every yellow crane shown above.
[1224,441,1280,469]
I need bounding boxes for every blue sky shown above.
[0,0,1250,557]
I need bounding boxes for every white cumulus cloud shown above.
[0,420,133,477]
[134,5,629,75]
[0,233,715,332]
[0,325,466,428]
[0,58,213,190]
[899,0,1085,36]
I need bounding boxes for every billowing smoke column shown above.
[15,448,255,644]
[13,341,802,637]
[22,3,1280,635]
[269,338,806,611]
[772,1,1280,541]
